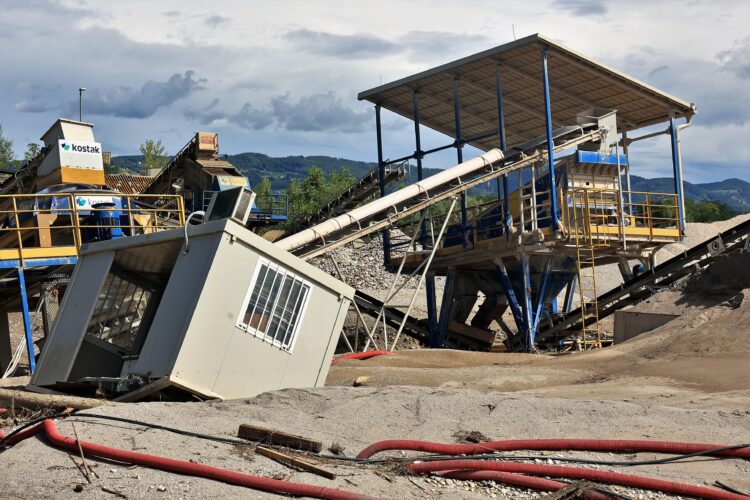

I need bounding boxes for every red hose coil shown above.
[2,420,373,500]
[357,437,750,459]
[331,350,393,365]
[411,459,746,500]
[439,470,612,500]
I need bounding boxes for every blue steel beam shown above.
[452,78,469,246]
[17,268,35,373]
[496,64,513,239]
[531,259,553,334]
[669,116,685,234]
[0,257,77,269]
[375,104,391,266]
[519,254,534,351]
[495,63,507,201]
[541,48,559,232]
[495,260,523,332]
[413,90,439,340]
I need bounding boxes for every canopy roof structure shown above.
[358,34,696,151]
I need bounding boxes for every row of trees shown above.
[0,124,42,169]
[255,166,355,223]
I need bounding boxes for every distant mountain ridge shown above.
[111,153,750,213]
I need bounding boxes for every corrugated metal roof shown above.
[358,33,696,151]
[105,173,155,194]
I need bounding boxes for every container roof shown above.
[358,33,696,151]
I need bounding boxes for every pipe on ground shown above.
[410,460,746,500]
[331,350,393,365]
[357,438,750,460]
[1,420,373,500]
[439,470,611,500]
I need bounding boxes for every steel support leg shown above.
[452,78,468,247]
[435,268,456,347]
[494,259,523,332]
[519,254,534,351]
[541,48,559,232]
[375,104,391,266]
[413,90,438,340]
[669,115,685,234]
[495,63,508,200]
[17,267,35,373]
[532,259,553,334]
[563,276,576,314]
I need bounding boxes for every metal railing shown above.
[0,192,185,265]
[562,188,680,244]
[252,193,289,218]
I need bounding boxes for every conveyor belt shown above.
[287,164,406,234]
[533,216,750,348]
[353,289,428,342]
[291,127,602,259]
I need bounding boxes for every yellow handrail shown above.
[0,193,185,262]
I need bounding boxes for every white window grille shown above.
[237,259,311,352]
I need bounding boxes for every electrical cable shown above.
[715,481,750,497]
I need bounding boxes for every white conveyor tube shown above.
[275,148,505,252]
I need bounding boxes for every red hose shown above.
[331,350,393,365]
[439,470,611,500]
[357,437,750,459]
[411,460,746,500]
[2,420,373,500]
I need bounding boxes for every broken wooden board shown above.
[237,424,322,453]
[256,446,335,479]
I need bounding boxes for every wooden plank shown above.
[448,320,496,344]
[255,446,335,480]
[237,424,322,453]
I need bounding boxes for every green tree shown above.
[0,124,15,169]
[255,176,273,213]
[139,139,168,174]
[685,199,736,223]
[24,142,41,162]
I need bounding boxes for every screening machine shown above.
[278,33,696,352]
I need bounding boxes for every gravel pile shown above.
[310,231,422,291]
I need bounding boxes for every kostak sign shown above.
[58,139,104,171]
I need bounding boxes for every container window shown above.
[85,272,159,354]
[238,259,310,352]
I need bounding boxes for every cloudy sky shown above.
[1,0,748,183]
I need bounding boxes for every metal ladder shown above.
[569,191,605,350]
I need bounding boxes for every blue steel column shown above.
[669,115,685,234]
[496,64,512,238]
[375,104,391,265]
[413,90,439,341]
[452,78,469,246]
[17,267,35,373]
[519,254,534,351]
[541,48,559,232]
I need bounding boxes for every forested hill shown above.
[111,152,750,213]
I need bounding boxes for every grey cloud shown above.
[284,28,491,62]
[285,29,399,59]
[399,31,491,61]
[163,10,180,17]
[231,103,274,130]
[183,98,226,124]
[552,0,608,16]
[15,100,52,113]
[717,36,750,79]
[617,47,749,127]
[270,92,370,132]
[186,92,370,133]
[76,71,205,119]
[205,15,230,28]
